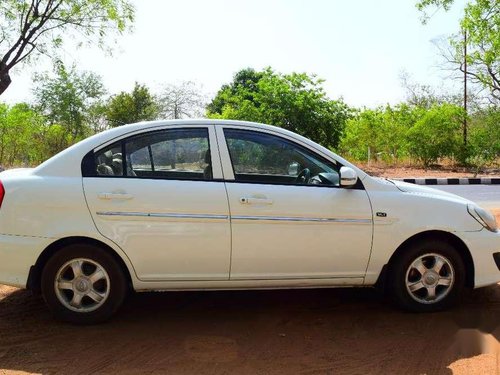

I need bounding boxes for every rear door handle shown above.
[240,197,273,205]
[98,193,134,200]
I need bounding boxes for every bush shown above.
[466,108,500,172]
[406,104,464,167]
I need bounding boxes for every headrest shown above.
[104,150,113,164]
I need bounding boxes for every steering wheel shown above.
[296,168,311,184]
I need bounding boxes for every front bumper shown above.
[0,234,51,288]
[459,229,500,288]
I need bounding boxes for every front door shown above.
[218,127,373,280]
[83,126,231,281]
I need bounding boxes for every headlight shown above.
[467,204,498,232]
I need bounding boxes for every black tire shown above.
[388,239,465,312]
[41,243,127,324]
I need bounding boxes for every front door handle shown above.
[98,192,134,200]
[240,197,273,205]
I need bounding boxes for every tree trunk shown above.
[0,62,12,96]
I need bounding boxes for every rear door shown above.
[83,125,231,281]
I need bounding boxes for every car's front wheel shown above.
[389,239,465,312]
[41,244,127,324]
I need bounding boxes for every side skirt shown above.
[132,277,367,292]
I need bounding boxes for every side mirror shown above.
[340,166,358,187]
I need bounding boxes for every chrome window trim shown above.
[94,124,211,153]
[90,126,224,181]
[221,127,339,182]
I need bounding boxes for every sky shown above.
[2,0,465,108]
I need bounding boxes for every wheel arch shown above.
[27,236,133,293]
[377,230,475,290]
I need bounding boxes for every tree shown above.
[0,102,44,166]
[106,82,159,126]
[340,104,418,162]
[467,108,500,172]
[417,0,499,103]
[207,68,265,115]
[86,100,109,134]
[37,123,73,162]
[0,0,134,96]
[340,108,385,161]
[33,63,106,140]
[407,103,464,167]
[207,68,350,149]
[399,71,466,108]
[158,81,207,119]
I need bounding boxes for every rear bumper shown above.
[0,234,51,288]
[459,229,500,288]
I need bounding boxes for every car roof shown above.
[90,119,292,150]
[112,118,282,132]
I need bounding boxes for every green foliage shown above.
[33,63,106,140]
[0,0,135,95]
[407,104,464,167]
[207,68,350,150]
[106,83,159,126]
[0,102,44,166]
[467,108,500,171]
[340,104,420,162]
[416,0,455,21]
[207,69,265,115]
[417,0,500,103]
[0,63,110,166]
[459,0,500,101]
[37,124,74,163]
[0,101,93,167]
[86,100,109,134]
[340,109,385,160]
[0,62,497,171]
[340,103,466,167]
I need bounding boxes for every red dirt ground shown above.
[358,164,500,179]
[1,284,500,374]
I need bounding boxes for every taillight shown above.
[0,181,4,208]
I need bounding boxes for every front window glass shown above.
[224,129,339,186]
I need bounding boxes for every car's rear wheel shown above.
[389,239,465,312]
[41,244,127,324]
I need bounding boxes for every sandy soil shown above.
[358,164,500,179]
[1,284,500,374]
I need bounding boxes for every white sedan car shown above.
[0,120,499,323]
